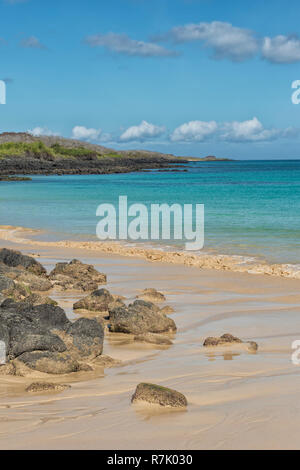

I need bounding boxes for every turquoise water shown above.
[0,160,300,264]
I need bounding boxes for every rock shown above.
[0,280,31,302]
[92,355,121,368]
[49,259,106,291]
[131,383,187,408]
[0,363,16,376]
[160,306,174,315]
[11,271,52,292]
[73,288,124,313]
[248,341,259,352]
[26,382,71,393]
[2,294,57,309]
[109,300,176,335]
[10,332,67,359]
[0,275,14,293]
[0,301,105,375]
[17,293,57,307]
[203,333,258,351]
[0,248,46,276]
[134,333,173,345]
[136,288,166,303]
[17,351,80,374]
[66,318,104,358]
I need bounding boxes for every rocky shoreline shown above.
[0,247,258,408]
[0,132,189,176]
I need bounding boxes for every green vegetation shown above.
[0,141,104,160]
[99,152,123,159]
[0,141,55,159]
[50,144,98,159]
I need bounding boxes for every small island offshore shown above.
[0,132,231,179]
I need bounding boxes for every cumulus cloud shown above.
[21,36,46,49]
[120,120,166,142]
[221,117,285,142]
[71,126,103,141]
[85,32,178,58]
[170,120,218,142]
[262,35,300,64]
[168,117,300,143]
[158,21,258,62]
[28,127,59,137]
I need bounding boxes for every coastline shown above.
[0,238,300,449]
[1,224,300,280]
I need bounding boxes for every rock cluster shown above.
[49,259,107,291]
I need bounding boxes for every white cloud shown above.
[170,120,217,142]
[262,35,300,64]
[85,32,178,57]
[161,21,258,62]
[21,36,46,49]
[71,126,102,141]
[28,127,58,137]
[221,117,282,142]
[120,120,166,142]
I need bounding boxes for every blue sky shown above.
[1,0,300,159]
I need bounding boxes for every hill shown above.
[0,132,230,176]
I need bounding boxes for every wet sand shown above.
[0,236,300,449]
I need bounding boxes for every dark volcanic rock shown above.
[49,259,106,291]
[17,351,80,374]
[0,248,46,276]
[10,332,67,358]
[131,383,187,408]
[0,301,105,374]
[109,299,176,335]
[67,318,104,358]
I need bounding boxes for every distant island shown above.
[0,132,232,177]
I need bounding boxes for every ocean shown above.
[1,160,300,265]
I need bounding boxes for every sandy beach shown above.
[0,231,300,449]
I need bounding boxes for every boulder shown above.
[131,383,187,408]
[136,288,166,303]
[109,300,176,335]
[0,302,105,375]
[17,351,80,374]
[49,259,106,291]
[10,271,52,292]
[73,288,124,313]
[26,382,71,393]
[0,248,46,276]
[203,333,258,351]
[66,318,104,358]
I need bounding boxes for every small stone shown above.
[25,382,71,393]
[137,288,166,303]
[131,383,187,408]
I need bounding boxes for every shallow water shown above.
[1,160,300,264]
